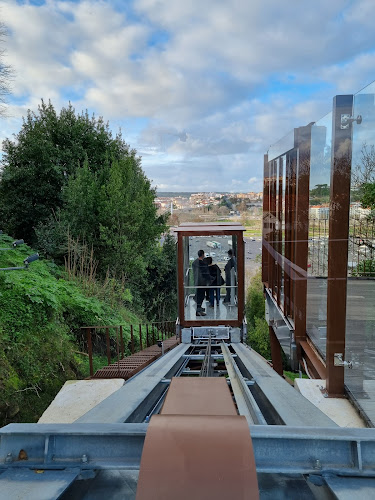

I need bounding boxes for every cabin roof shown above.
[174,222,245,233]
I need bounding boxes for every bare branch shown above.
[353,142,375,186]
[0,20,14,117]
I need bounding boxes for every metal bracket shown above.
[334,353,353,369]
[340,114,362,129]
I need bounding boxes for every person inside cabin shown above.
[205,257,224,307]
[192,250,211,316]
[203,255,210,302]
[223,249,236,304]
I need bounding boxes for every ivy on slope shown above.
[0,235,141,425]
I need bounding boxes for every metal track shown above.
[221,342,267,425]
[199,335,214,377]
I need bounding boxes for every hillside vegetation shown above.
[0,101,177,425]
[0,234,142,426]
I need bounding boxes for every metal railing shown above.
[81,321,176,377]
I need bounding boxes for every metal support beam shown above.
[293,125,312,356]
[326,95,353,397]
[269,326,283,376]
[1,424,375,478]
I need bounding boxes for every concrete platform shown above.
[38,379,125,424]
[294,379,366,428]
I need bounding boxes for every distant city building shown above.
[310,205,329,220]
[350,203,371,219]
[156,192,262,211]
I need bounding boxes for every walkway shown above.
[91,337,180,380]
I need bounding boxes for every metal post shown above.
[269,326,283,376]
[131,325,134,354]
[106,327,111,366]
[146,324,149,347]
[177,233,185,326]
[115,326,120,376]
[116,327,120,376]
[139,324,143,351]
[284,153,291,316]
[276,157,281,306]
[120,325,124,360]
[289,149,297,318]
[262,154,270,285]
[87,328,94,377]
[268,160,276,297]
[152,323,155,345]
[294,125,312,355]
[326,94,353,397]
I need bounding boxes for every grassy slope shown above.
[0,234,142,425]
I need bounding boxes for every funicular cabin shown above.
[175,223,246,340]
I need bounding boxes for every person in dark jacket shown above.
[192,250,211,316]
[206,256,224,307]
[223,249,236,303]
[203,256,210,302]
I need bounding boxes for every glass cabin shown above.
[175,223,245,328]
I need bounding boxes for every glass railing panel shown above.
[268,129,294,161]
[306,112,332,358]
[183,235,238,321]
[345,82,375,411]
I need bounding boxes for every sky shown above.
[0,0,375,193]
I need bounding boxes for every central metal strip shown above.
[199,335,214,377]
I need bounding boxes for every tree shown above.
[98,157,166,283]
[238,200,248,213]
[361,183,375,210]
[140,233,178,321]
[0,21,13,117]
[353,143,375,210]
[0,100,170,319]
[35,150,167,311]
[245,270,271,360]
[0,100,127,243]
[353,143,375,185]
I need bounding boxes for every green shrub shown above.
[245,269,265,328]
[245,269,271,359]
[353,259,375,277]
[0,234,143,425]
[248,316,271,360]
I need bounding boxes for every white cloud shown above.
[1,0,375,191]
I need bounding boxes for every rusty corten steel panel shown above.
[326,95,353,397]
[161,377,237,416]
[136,414,259,500]
[293,125,312,357]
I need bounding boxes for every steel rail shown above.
[221,342,267,425]
[199,335,214,377]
